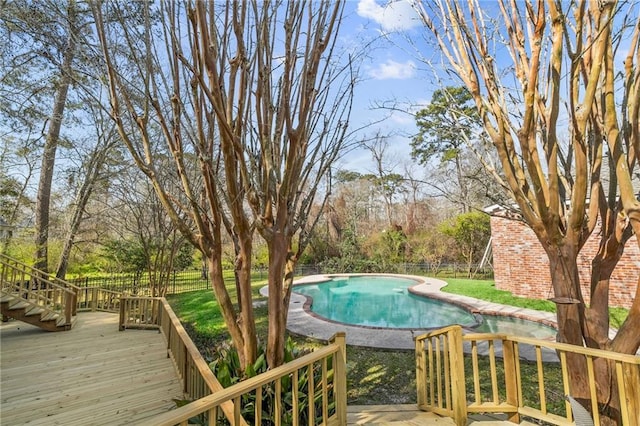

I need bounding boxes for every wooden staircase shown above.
[1,290,75,331]
[0,254,78,331]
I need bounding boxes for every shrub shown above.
[203,339,335,425]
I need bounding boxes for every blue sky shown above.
[336,0,429,174]
[340,0,640,177]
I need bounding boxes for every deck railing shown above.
[415,325,640,426]
[119,297,347,426]
[0,254,124,316]
[139,331,347,426]
[76,286,121,312]
[0,253,78,325]
[119,296,243,424]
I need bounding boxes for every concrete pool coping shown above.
[260,274,574,361]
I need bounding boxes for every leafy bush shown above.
[207,339,335,425]
[319,257,383,274]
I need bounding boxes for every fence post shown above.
[449,327,467,426]
[502,339,521,423]
[415,336,427,410]
[64,291,73,326]
[92,287,98,311]
[330,332,347,426]
[71,286,77,316]
[621,363,640,426]
[118,297,127,331]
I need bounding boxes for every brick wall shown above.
[491,216,639,309]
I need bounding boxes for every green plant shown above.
[208,339,335,425]
[438,212,491,277]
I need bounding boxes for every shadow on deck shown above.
[0,311,183,425]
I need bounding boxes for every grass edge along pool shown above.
[293,275,557,339]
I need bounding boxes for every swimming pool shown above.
[293,275,556,338]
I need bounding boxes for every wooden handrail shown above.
[75,287,122,313]
[119,298,348,426]
[462,332,640,364]
[0,254,78,326]
[0,255,131,317]
[156,298,229,397]
[119,296,246,425]
[0,253,81,290]
[416,326,640,426]
[137,332,347,426]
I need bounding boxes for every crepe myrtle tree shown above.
[92,0,356,369]
[415,0,640,422]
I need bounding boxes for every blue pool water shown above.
[293,275,556,338]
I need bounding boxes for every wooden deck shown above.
[348,404,454,424]
[0,311,183,425]
[347,405,530,425]
[0,312,544,426]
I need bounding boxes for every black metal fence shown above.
[70,270,213,296]
[69,263,492,296]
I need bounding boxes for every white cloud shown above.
[369,59,416,80]
[389,110,415,125]
[357,0,421,32]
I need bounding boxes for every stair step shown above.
[1,294,16,303]
[41,312,60,322]
[8,300,30,310]
[25,306,45,316]
[0,258,77,331]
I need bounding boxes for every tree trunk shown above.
[205,254,249,368]
[547,241,634,424]
[235,237,257,371]
[282,256,297,325]
[266,234,291,368]
[34,0,77,272]
[55,178,94,280]
[547,245,584,342]
[56,140,112,279]
[546,246,591,402]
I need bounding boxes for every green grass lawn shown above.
[166,272,268,347]
[166,275,628,407]
[440,278,629,328]
[440,278,557,312]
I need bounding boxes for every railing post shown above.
[449,327,467,426]
[183,345,190,395]
[330,332,347,426]
[0,255,7,289]
[64,291,73,326]
[92,287,98,311]
[621,363,640,426]
[71,287,77,316]
[415,336,427,409]
[502,339,521,423]
[119,296,126,331]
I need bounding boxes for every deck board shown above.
[347,405,532,425]
[1,312,183,425]
[347,404,456,425]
